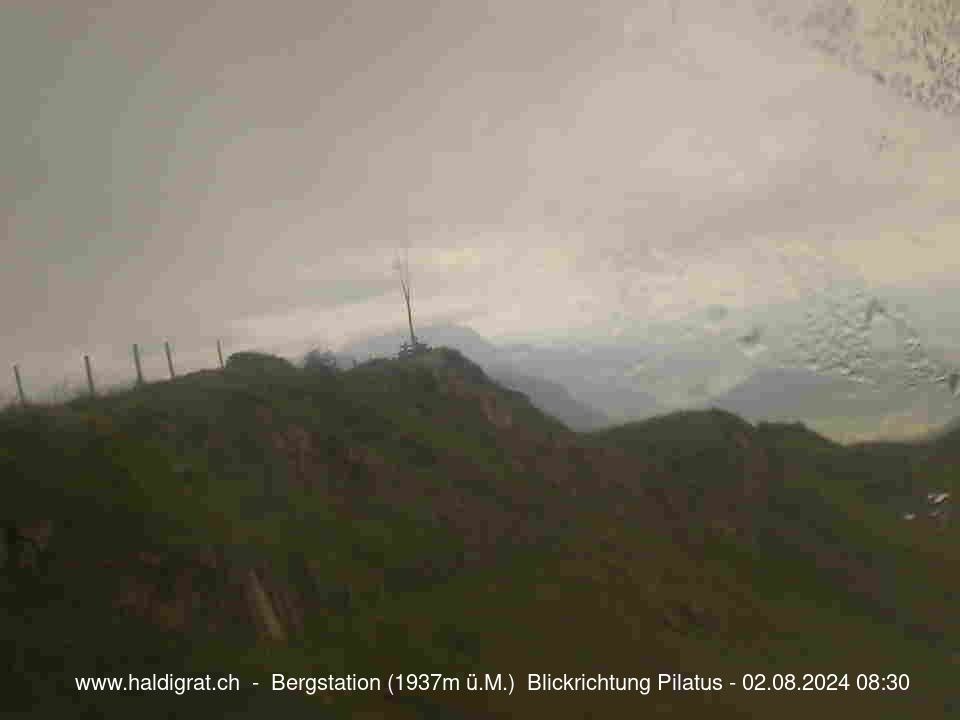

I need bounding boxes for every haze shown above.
[3,0,959,434]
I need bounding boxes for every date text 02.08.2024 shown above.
[738,674,910,692]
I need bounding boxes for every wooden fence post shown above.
[132,343,144,386]
[165,341,176,379]
[13,364,26,406]
[217,339,225,370]
[84,355,96,396]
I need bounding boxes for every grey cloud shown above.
[3,0,960,396]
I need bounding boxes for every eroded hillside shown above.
[2,349,957,717]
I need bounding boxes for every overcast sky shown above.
[3,0,960,395]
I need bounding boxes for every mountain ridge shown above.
[2,348,957,717]
[340,323,615,430]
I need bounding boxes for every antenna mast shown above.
[395,247,420,354]
[401,265,417,347]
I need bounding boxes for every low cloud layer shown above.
[3,1,959,398]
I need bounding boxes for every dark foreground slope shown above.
[1,349,957,718]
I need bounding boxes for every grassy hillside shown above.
[2,348,957,717]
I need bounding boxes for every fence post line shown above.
[13,364,26,406]
[132,343,144,386]
[84,355,96,396]
[217,339,225,370]
[165,341,176,379]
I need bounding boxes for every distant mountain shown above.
[712,364,955,437]
[342,321,959,441]
[342,324,613,431]
[484,364,611,431]
[711,366,862,421]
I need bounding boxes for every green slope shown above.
[2,349,957,717]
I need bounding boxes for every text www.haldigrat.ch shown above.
[75,674,240,694]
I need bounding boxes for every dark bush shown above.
[224,352,297,376]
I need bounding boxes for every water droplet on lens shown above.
[737,326,767,358]
[864,298,885,325]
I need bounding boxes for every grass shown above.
[2,348,957,717]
